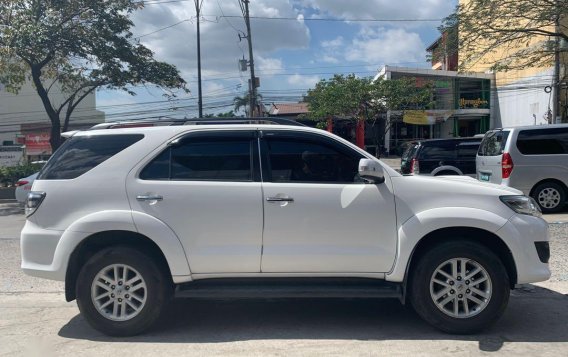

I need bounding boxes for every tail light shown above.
[502,153,514,179]
[25,191,46,217]
[410,159,420,175]
[15,180,29,187]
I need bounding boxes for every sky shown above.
[97,0,457,120]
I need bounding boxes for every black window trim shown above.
[259,130,365,184]
[139,130,261,182]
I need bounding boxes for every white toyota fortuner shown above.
[21,119,550,336]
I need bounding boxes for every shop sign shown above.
[0,146,24,167]
[460,98,489,109]
[403,110,454,125]
[25,133,52,156]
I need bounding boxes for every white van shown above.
[477,125,568,213]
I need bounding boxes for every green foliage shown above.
[0,0,189,149]
[233,93,263,115]
[0,162,43,186]
[305,74,434,125]
[202,111,241,118]
[446,1,568,71]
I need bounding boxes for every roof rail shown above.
[89,117,307,130]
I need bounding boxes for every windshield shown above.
[478,130,510,156]
[402,143,418,160]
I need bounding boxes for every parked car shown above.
[401,138,482,176]
[477,125,568,213]
[21,119,550,336]
[15,172,38,204]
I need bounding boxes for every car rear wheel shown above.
[409,241,509,334]
[76,247,170,336]
[532,182,566,213]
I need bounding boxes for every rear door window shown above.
[418,142,456,160]
[140,132,255,182]
[478,130,510,156]
[516,128,568,155]
[38,134,143,180]
[457,141,481,158]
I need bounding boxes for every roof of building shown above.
[269,102,309,116]
[426,35,442,52]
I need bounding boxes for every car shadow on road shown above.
[58,285,568,352]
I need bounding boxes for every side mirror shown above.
[358,159,385,183]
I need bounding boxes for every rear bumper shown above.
[21,220,67,281]
[497,214,551,284]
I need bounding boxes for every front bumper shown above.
[497,213,551,284]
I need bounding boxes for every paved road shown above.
[1,214,568,355]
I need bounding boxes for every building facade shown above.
[375,66,493,155]
[458,0,567,127]
[0,80,104,162]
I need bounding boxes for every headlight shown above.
[500,195,542,217]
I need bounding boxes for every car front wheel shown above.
[409,241,510,334]
[76,246,170,336]
[532,182,566,213]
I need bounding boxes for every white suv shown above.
[21,120,550,336]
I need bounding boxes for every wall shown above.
[458,0,562,126]
[496,68,555,127]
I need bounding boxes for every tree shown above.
[305,74,433,153]
[444,0,568,71]
[0,1,189,150]
[233,93,263,116]
[306,74,433,123]
[203,110,240,118]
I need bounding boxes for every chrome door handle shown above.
[266,197,294,202]
[136,195,163,201]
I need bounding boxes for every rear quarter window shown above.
[478,130,509,156]
[516,128,568,155]
[38,134,143,180]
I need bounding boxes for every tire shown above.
[531,182,566,213]
[434,171,459,176]
[76,246,171,336]
[409,241,510,334]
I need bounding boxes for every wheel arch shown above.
[404,227,517,291]
[529,178,567,198]
[65,230,174,302]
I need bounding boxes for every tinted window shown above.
[478,130,510,156]
[141,137,253,181]
[140,149,170,180]
[516,128,568,155]
[267,138,363,183]
[418,143,456,160]
[457,142,481,158]
[38,134,143,180]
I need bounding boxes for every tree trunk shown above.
[30,64,61,152]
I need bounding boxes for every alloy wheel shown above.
[537,187,561,209]
[429,258,492,319]
[90,264,147,321]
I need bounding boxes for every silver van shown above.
[477,124,568,213]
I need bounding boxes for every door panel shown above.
[127,131,263,274]
[260,132,398,273]
[262,182,397,272]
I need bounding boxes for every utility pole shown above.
[242,0,257,117]
[553,0,561,124]
[194,0,204,118]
